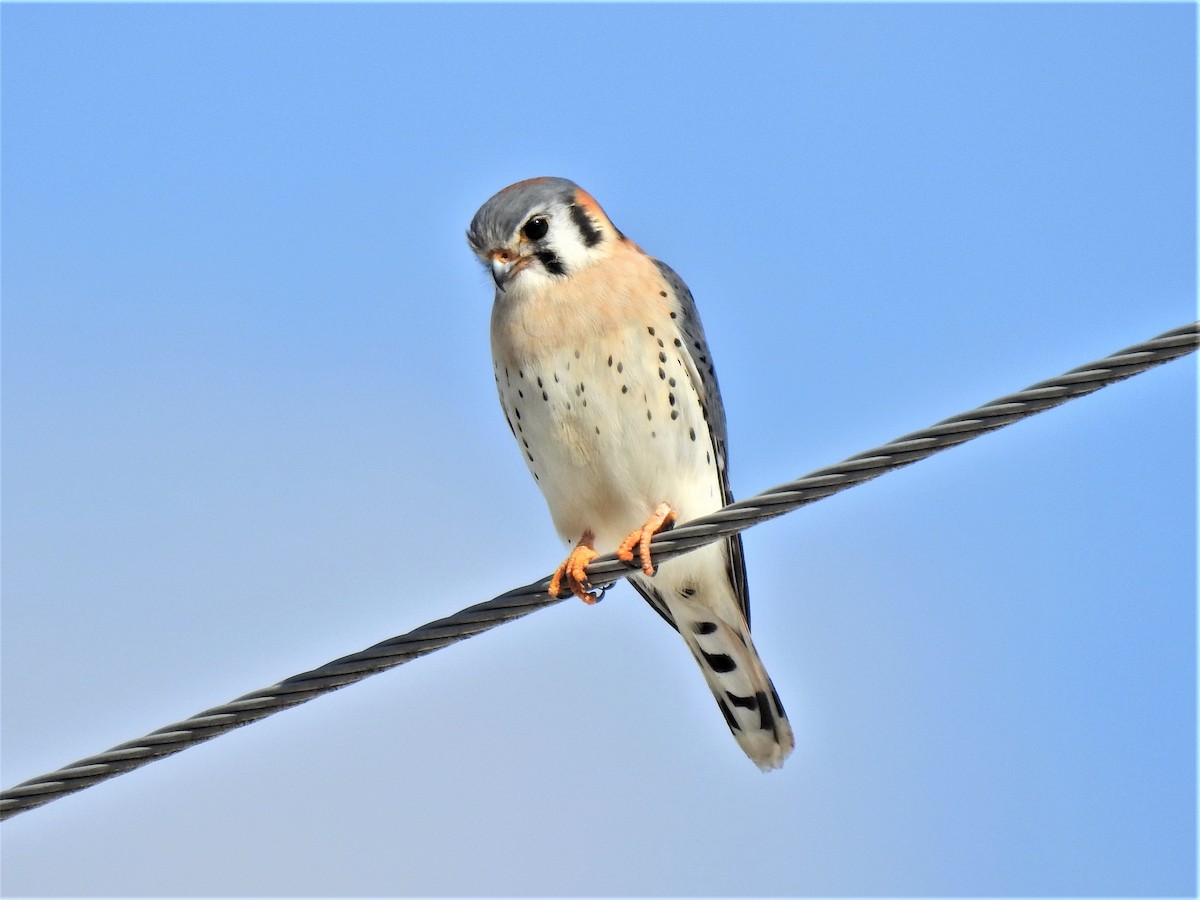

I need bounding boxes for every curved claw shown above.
[549,531,601,604]
[616,502,678,576]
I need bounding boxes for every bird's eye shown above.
[521,216,549,241]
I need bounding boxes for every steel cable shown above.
[3,321,1196,820]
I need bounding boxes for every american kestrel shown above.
[467,177,794,770]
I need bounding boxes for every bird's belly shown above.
[495,335,721,550]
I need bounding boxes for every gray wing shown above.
[629,259,752,629]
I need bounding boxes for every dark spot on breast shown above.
[670,410,679,420]
[660,290,668,298]
[691,617,713,630]
[647,326,656,336]
[514,408,521,419]
[669,310,677,318]
[689,427,697,441]
[668,377,676,387]
[517,390,524,399]
[702,650,737,673]
[537,376,543,388]
[674,338,682,347]
[658,351,667,363]
[668,393,676,406]
[621,385,628,393]
[607,355,613,367]
[617,361,624,373]
[646,410,652,420]
[658,368,666,380]
[542,391,549,401]
[574,349,581,359]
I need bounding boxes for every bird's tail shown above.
[675,608,795,771]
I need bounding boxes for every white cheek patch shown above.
[542,210,608,276]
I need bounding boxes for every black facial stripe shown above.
[536,250,567,276]
[569,204,603,247]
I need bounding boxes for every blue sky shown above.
[2,3,1195,896]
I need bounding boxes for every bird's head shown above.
[467,177,621,294]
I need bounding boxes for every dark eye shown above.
[521,216,549,241]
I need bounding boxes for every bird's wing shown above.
[646,258,752,628]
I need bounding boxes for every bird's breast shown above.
[490,262,721,546]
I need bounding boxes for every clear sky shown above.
[2,3,1195,896]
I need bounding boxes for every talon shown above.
[617,502,678,576]
[550,531,600,604]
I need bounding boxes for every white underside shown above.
[496,323,722,553]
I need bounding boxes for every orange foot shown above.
[549,530,601,604]
[617,502,678,577]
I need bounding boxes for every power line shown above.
[2,321,1196,821]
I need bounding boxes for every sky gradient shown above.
[2,3,1196,896]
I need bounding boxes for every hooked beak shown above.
[490,256,511,292]
[488,250,530,292]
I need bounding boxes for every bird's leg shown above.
[549,530,601,604]
[617,502,678,577]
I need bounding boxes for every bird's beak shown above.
[488,250,530,293]
[490,255,512,292]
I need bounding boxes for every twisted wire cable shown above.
[3,321,1196,820]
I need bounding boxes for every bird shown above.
[467,177,794,770]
